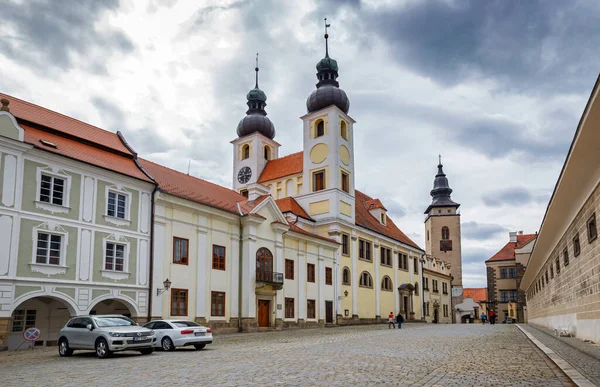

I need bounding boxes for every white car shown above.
[143,320,212,351]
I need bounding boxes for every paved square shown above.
[0,324,574,386]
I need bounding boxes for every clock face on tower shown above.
[237,166,252,184]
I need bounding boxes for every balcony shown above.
[256,270,284,288]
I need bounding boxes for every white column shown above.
[351,234,358,316]
[274,236,284,321]
[241,236,257,318]
[393,248,399,316]
[318,256,325,321]
[298,252,306,320]
[374,240,380,317]
[196,229,208,318]
[329,232,341,320]
[229,235,240,319]
[151,222,165,318]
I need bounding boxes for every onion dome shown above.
[425,155,460,214]
[237,54,276,140]
[306,19,350,114]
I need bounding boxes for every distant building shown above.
[462,288,487,322]
[421,255,452,324]
[521,76,600,343]
[485,232,536,323]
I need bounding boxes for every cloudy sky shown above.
[1,0,599,287]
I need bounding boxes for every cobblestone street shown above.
[0,324,575,386]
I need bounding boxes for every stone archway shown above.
[89,298,136,319]
[398,283,415,320]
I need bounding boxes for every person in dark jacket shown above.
[396,313,404,329]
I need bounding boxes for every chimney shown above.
[518,230,523,235]
[509,232,517,243]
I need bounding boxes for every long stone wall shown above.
[526,183,600,343]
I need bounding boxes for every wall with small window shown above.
[95,179,140,231]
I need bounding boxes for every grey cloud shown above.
[462,246,498,265]
[462,221,508,241]
[0,0,133,74]
[482,187,550,207]
[91,96,125,127]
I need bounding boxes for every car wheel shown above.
[95,338,112,359]
[58,338,73,357]
[139,348,154,355]
[161,337,175,351]
[193,344,206,350]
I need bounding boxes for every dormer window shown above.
[380,213,386,225]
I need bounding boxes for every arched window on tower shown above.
[442,226,450,240]
[342,267,350,285]
[340,120,348,140]
[242,144,250,160]
[316,120,325,138]
[264,146,271,161]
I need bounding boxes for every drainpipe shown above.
[420,253,425,320]
[237,202,244,332]
[147,185,158,322]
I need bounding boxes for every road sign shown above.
[23,327,41,342]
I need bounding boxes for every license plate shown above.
[133,337,145,341]
[195,332,205,336]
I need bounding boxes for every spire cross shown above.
[255,52,259,88]
[324,18,331,57]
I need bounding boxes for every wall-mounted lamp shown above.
[344,290,349,297]
[157,278,172,296]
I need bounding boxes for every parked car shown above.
[143,320,212,351]
[58,315,156,358]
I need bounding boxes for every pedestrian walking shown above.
[489,310,496,325]
[481,312,487,325]
[397,313,404,329]
[388,312,395,329]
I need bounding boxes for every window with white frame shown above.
[11,310,37,332]
[36,232,62,265]
[39,173,65,206]
[105,242,126,271]
[107,191,128,219]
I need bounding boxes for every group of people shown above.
[388,312,404,329]
[479,310,497,324]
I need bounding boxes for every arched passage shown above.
[88,297,138,319]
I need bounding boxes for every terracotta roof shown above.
[275,197,312,220]
[1,92,131,154]
[139,158,247,215]
[288,223,337,244]
[365,199,387,211]
[258,151,303,183]
[463,288,487,303]
[486,234,537,262]
[355,190,421,250]
[23,124,151,182]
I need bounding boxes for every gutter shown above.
[236,202,244,332]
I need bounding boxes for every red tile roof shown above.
[1,92,131,154]
[486,234,537,262]
[365,199,387,211]
[288,223,337,244]
[258,151,303,183]
[355,190,420,249]
[275,197,312,220]
[463,288,487,303]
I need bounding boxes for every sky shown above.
[1,0,599,287]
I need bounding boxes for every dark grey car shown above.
[58,315,156,358]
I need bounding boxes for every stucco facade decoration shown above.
[522,75,600,344]
[0,95,154,350]
[421,255,452,324]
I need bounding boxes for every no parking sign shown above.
[23,327,40,342]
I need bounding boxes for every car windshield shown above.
[172,321,200,327]
[94,316,137,327]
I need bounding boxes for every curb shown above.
[516,324,596,387]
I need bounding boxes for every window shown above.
[508,267,517,278]
[398,253,408,270]
[342,267,351,285]
[264,146,271,160]
[424,277,429,290]
[556,257,561,274]
[39,174,65,206]
[173,237,189,265]
[316,120,325,137]
[307,263,316,283]
[36,232,61,265]
[443,305,448,317]
[380,247,392,266]
[212,245,226,270]
[563,248,569,267]
[573,234,581,257]
[105,242,125,271]
[359,239,372,261]
[441,226,450,240]
[442,282,448,294]
[414,282,419,296]
[545,270,549,284]
[588,213,597,243]
[211,291,225,317]
[341,170,350,193]
[380,213,386,224]
[413,258,418,274]
[285,259,294,280]
[432,280,439,293]
[340,120,348,140]
[510,291,518,302]
[171,289,188,316]
[107,191,127,219]
[285,298,294,318]
[313,170,325,192]
[341,234,350,256]
[500,291,509,303]
[550,264,554,278]
[11,310,36,332]
[381,276,393,291]
[325,267,333,285]
[307,299,316,319]
[240,189,249,198]
[426,302,430,316]
[500,268,508,279]
[242,144,250,160]
[359,271,373,288]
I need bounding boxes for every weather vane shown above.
[324,18,331,57]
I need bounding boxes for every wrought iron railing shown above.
[256,270,284,285]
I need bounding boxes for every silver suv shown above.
[58,315,156,358]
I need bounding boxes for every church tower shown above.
[231,55,280,200]
[424,157,463,303]
[295,20,356,222]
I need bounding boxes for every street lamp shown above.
[157,278,172,296]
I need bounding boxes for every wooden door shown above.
[258,300,270,327]
[325,301,333,323]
